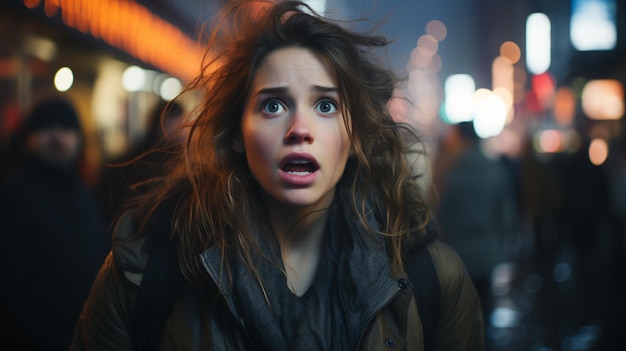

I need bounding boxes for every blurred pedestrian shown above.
[553,136,609,269]
[431,121,518,321]
[551,136,611,327]
[0,96,109,351]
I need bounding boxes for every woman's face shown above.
[239,47,351,211]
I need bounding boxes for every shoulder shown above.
[426,240,486,349]
[405,238,470,298]
[71,250,138,350]
[426,239,476,303]
[110,210,149,286]
[426,240,467,283]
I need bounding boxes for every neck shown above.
[263,196,331,296]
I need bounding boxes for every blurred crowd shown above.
[428,120,626,350]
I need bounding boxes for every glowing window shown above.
[571,0,616,51]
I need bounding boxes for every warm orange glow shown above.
[24,0,40,9]
[0,58,19,78]
[553,87,576,126]
[22,0,205,82]
[500,41,521,64]
[44,0,59,17]
[537,129,562,153]
[589,138,608,166]
[513,66,527,104]
[581,79,624,120]
[493,56,514,91]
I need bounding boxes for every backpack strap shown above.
[130,246,180,351]
[406,244,441,351]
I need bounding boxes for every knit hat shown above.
[22,98,82,136]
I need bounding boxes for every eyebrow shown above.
[312,85,337,93]
[254,85,338,97]
[255,87,288,96]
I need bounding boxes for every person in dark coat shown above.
[0,96,109,350]
[431,121,518,323]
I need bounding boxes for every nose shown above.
[284,109,314,144]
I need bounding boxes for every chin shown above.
[279,191,334,210]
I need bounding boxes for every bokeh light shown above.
[54,66,74,92]
[122,65,146,92]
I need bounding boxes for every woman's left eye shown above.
[316,99,337,114]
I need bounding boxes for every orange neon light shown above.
[22,0,205,82]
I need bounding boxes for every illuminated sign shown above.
[22,0,205,82]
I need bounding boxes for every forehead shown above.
[252,47,337,87]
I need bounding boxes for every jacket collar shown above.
[199,198,401,349]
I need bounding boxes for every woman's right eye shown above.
[262,99,286,114]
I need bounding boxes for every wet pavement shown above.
[482,228,625,351]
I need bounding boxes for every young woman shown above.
[71,1,484,350]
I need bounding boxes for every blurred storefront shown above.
[0,0,207,184]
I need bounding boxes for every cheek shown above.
[243,128,271,156]
[327,130,351,167]
[337,121,352,157]
[242,125,281,172]
[339,139,352,166]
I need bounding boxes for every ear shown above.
[232,137,244,153]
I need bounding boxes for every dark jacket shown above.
[71,208,484,350]
[0,158,109,350]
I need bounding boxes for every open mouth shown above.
[281,159,318,175]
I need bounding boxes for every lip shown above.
[278,152,320,186]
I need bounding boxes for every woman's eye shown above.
[262,99,286,114]
[316,99,337,114]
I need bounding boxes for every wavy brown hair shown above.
[126,0,432,282]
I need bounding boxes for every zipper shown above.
[200,253,245,329]
[353,284,402,350]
